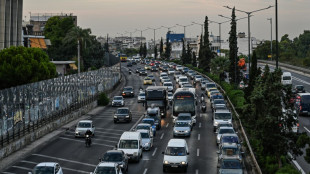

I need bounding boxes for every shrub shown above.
[98,92,109,106]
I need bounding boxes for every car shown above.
[190,72,197,80]
[213,109,232,131]
[162,66,169,72]
[219,134,241,147]
[160,75,170,83]
[293,85,306,94]
[138,92,145,103]
[29,162,63,174]
[91,162,123,174]
[114,107,132,123]
[175,65,183,71]
[218,159,243,174]
[162,139,189,172]
[160,72,168,82]
[127,61,132,67]
[174,71,182,80]
[217,142,243,162]
[122,86,134,97]
[135,123,154,137]
[213,104,228,112]
[139,69,147,76]
[210,93,224,106]
[136,67,142,73]
[178,76,188,87]
[141,118,157,136]
[143,77,153,85]
[145,65,151,70]
[168,68,175,74]
[295,93,310,116]
[163,82,173,92]
[211,99,226,111]
[100,150,129,173]
[136,129,153,151]
[216,127,236,144]
[182,83,193,88]
[117,132,143,162]
[207,87,218,98]
[161,78,172,84]
[75,120,95,137]
[151,66,158,72]
[174,113,196,129]
[187,70,194,77]
[205,83,217,95]
[215,123,233,133]
[194,75,203,83]
[181,67,189,74]
[201,81,207,90]
[167,92,173,104]
[145,107,162,130]
[112,96,125,107]
[173,120,191,137]
[147,74,155,81]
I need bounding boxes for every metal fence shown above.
[0,64,120,147]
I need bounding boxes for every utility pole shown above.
[78,40,80,75]
[267,18,272,61]
[275,0,279,68]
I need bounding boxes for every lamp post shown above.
[135,28,149,46]
[176,24,193,40]
[275,0,278,68]
[161,25,176,33]
[224,5,273,72]
[191,22,204,35]
[208,19,231,55]
[148,27,162,57]
[267,18,272,61]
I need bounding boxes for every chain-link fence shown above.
[0,63,120,147]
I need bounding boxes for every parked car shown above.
[173,120,191,137]
[114,107,132,123]
[112,96,125,107]
[136,129,153,151]
[138,92,146,103]
[75,120,95,137]
[100,150,128,173]
[29,162,63,174]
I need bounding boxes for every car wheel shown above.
[184,167,187,172]
[114,120,117,123]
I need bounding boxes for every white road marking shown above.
[2,172,16,174]
[196,169,199,174]
[95,128,126,132]
[199,122,201,128]
[59,137,114,147]
[130,114,145,131]
[92,131,122,136]
[11,166,31,171]
[160,133,165,139]
[143,168,148,174]
[32,154,97,167]
[21,161,89,174]
[198,134,200,141]
[304,126,310,133]
[166,123,169,128]
[197,149,200,157]
[152,147,158,156]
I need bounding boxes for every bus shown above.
[120,54,128,62]
[145,86,168,118]
[172,88,197,120]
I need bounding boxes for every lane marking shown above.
[152,147,158,156]
[304,126,310,133]
[95,128,126,132]
[160,133,165,139]
[197,148,200,157]
[21,161,89,174]
[166,123,169,128]
[32,154,97,167]
[198,134,200,141]
[63,134,120,140]
[199,123,201,128]
[196,169,199,174]
[143,168,148,174]
[130,114,145,131]
[2,172,16,174]
[59,137,114,147]
[11,166,31,171]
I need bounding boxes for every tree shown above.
[139,44,143,57]
[185,42,192,64]
[181,39,186,64]
[143,43,147,58]
[210,57,230,81]
[159,37,164,58]
[245,50,258,97]
[164,36,171,60]
[0,46,57,89]
[198,16,213,72]
[192,52,197,67]
[154,45,158,59]
[228,7,240,85]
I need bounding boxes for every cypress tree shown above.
[186,42,192,64]
[154,46,158,59]
[181,39,186,64]
[192,52,197,67]
[198,16,213,72]
[165,36,171,60]
[143,43,147,58]
[159,37,163,58]
[139,44,143,57]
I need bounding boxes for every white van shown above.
[281,72,292,85]
[117,131,143,162]
[162,139,189,172]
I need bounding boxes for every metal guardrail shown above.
[0,64,121,148]
[258,60,310,75]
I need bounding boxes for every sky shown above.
[23,0,310,42]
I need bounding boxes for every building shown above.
[166,33,184,59]
[51,61,77,76]
[0,0,23,50]
[29,13,77,36]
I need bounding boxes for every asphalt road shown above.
[1,62,219,174]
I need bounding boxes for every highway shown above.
[1,62,219,174]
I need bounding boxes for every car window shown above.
[165,147,186,156]
[117,109,129,114]
[142,120,154,125]
[78,122,91,128]
[302,95,310,104]
[103,153,123,162]
[114,97,122,100]
[178,116,191,120]
[219,129,235,134]
[141,132,150,138]
[136,125,150,130]
[119,140,138,149]
[33,166,54,174]
[215,113,231,119]
[175,122,189,127]
[222,136,239,144]
[94,166,116,174]
[220,160,242,169]
[139,93,145,96]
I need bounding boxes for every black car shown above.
[132,61,137,65]
[101,150,129,173]
[122,86,134,97]
[136,67,142,73]
[127,61,132,67]
[114,107,132,123]
[293,85,306,94]
[151,66,157,72]
[139,69,147,76]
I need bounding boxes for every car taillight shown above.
[300,106,302,110]
[297,123,300,127]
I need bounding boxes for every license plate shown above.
[171,165,178,168]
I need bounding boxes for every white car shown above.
[163,139,189,172]
[136,129,153,151]
[29,162,63,174]
[138,92,145,103]
[160,72,168,82]
[167,92,173,103]
[168,68,175,74]
[112,96,125,107]
[75,120,95,137]
[90,162,123,174]
[216,127,236,144]
[176,65,183,71]
[163,82,173,92]
[178,76,188,87]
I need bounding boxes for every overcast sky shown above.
[24,0,310,42]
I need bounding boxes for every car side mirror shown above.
[75,125,77,128]
[217,164,220,168]
[92,125,95,128]
[187,152,190,155]
[99,158,102,162]
[162,152,165,154]
[140,145,143,149]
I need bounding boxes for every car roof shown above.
[221,133,238,137]
[124,86,133,88]
[168,139,187,147]
[117,107,129,110]
[219,127,234,130]
[97,162,118,167]
[142,118,155,121]
[106,150,123,154]
[120,131,141,139]
[114,96,123,98]
[136,129,150,134]
[298,93,310,96]
[137,123,151,126]
[79,120,92,123]
[221,142,239,148]
[36,162,57,167]
[175,120,189,123]
[214,109,231,113]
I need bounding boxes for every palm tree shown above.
[63,26,92,71]
[210,56,230,81]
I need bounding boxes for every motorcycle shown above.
[85,134,92,147]
[201,103,206,112]
[129,70,132,74]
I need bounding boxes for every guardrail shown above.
[258,60,310,75]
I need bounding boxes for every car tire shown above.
[184,167,187,172]
[114,120,117,123]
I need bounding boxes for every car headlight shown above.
[161,113,164,116]
[125,115,129,118]
[164,161,169,164]
[217,136,221,141]
[75,130,79,134]
[133,152,138,156]
[144,143,149,146]
[114,115,117,118]
[174,130,178,133]
[112,101,115,104]
[181,161,186,165]
[185,130,189,133]
[214,121,219,126]
[131,92,133,93]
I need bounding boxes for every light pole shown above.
[224,5,273,72]
[161,25,176,33]
[135,28,149,46]
[208,19,230,55]
[176,24,193,40]
[275,0,278,68]
[191,22,204,35]
[267,18,272,61]
[148,27,162,58]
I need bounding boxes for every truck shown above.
[145,86,168,118]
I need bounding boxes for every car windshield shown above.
[139,93,145,96]
[164,83,172,86]
[196,75,202,78]
[221,160,242,169]
[302,95,310,104]
[175,122,189,127]
[214,100,225,105]
[218,124,232,128]
[169,68,174,71]
[117,109,129,114]
[78,122,91,128]
[283,76,291,80]
[222,136,239,144]
[168,93,173,97]
[119,140,138,149]
[142,119,154,125]
[165,147,186,156]
[124,87,133,91]
[113,97,122,100]
[175,72,181,75]
[207,84,216,88]
[140,132,150,138]
[180,78,188,82]
[296,86,304,90]
[178,116,191,121]
[102,153,123,162]
[219,128,235,134]
[94,166,116,174]
[145,77,151,80]
[215,113,231,119]
[148,75,154,78]
[33,166,54,174]
[136,125,150,130]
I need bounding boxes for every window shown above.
[165,147,186,156]
[119,140,138,149]
[78,122,91,128]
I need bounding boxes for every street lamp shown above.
[161,25,176,33]
[275,0,279,68]
[176,24,193,40]
[224,5,274,72]
[148,27,162,58]
[135,28,149,45]
[267,18,272,61]
[191,22,204,35]
[208,19,230,55]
